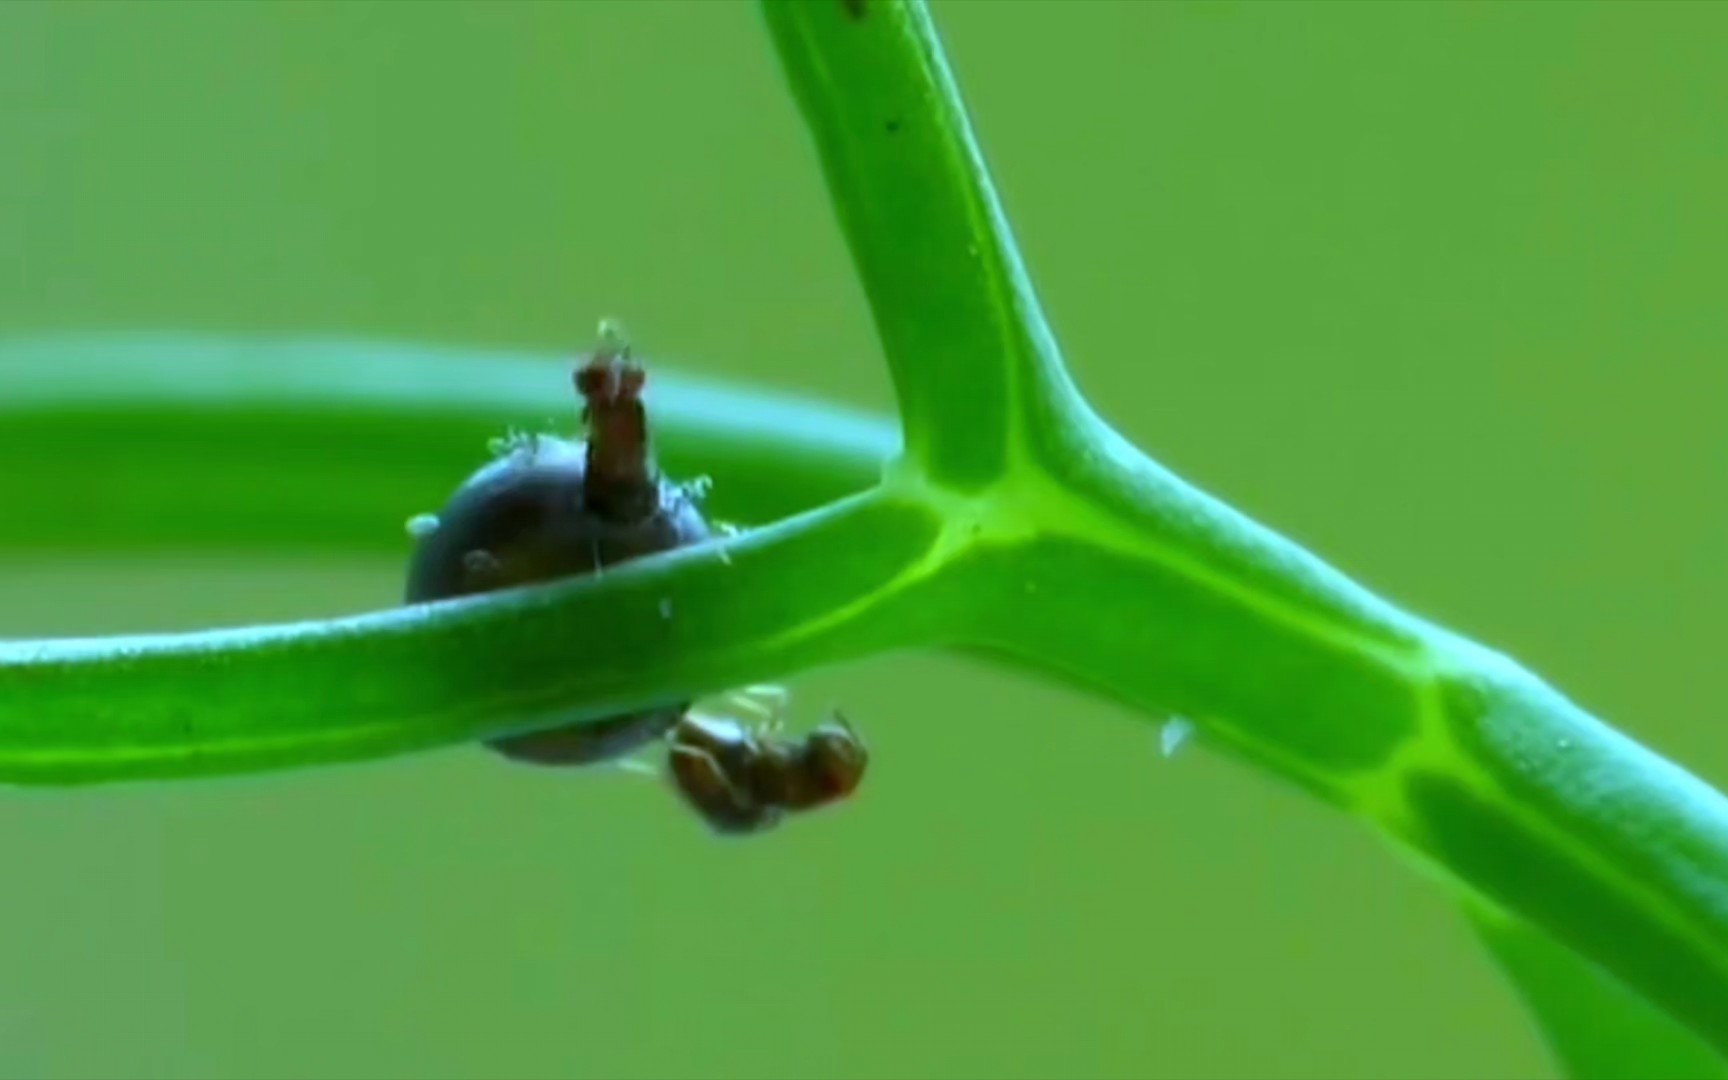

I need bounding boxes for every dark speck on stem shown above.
[885,117,902,134]
[839,0,867,21]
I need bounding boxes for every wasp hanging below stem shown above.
[663,691,870,836]
[403,322,872,836]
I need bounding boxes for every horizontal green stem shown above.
[0,334,929,785]
[0,334,896,554]
[0,486,947,784]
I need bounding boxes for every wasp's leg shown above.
[721,683,791,738]
[606,756,661,778]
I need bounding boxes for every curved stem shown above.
[972,437,1728,1051]
[0,334,897,554]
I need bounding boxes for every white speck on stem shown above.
[729,687,786,723]
[1159,717,1195,759]
[658,598,673,620]
[404,513,441,539]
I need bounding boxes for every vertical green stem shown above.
[763,0,1076,490]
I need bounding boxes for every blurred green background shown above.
[2,2,1724,1077]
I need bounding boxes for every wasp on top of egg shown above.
[402,323,869,835]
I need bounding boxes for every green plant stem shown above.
[0,334,895,553]
[0,479,948,784]
[1469,903,1727,1079]
[0,0,1722,1066]
[765,0,1077,491]
[972,448,1728,1049]
[762,0,1728,1057]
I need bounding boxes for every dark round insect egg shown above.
[404,352,711,766]
[404,437,708,599]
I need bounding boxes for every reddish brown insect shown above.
[665,708,869,836]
